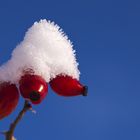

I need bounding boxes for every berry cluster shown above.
[0,71,87,120]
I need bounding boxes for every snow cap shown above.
[0,19,80,83]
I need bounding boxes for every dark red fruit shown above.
[0,82,19,120]
[19,74,48,104]
[50,75,88,97]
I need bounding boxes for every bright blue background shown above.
[0,0,140,140]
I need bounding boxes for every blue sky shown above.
[0,0,140,140]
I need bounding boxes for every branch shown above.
[5,100,32,140]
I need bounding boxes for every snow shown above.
[0,19,80,83]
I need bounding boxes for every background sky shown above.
[0,0,140,140]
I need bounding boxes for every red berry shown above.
[0,82,19,120]
[50,75,88,97]
[19,74,48,104]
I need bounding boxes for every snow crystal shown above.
[0,19,80,83]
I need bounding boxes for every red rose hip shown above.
[0,82,19,120]
[50,75,88,97]
[19,74,48,104]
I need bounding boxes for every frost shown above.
[0,19,80,83]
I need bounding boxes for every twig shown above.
[5,100,32,140]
